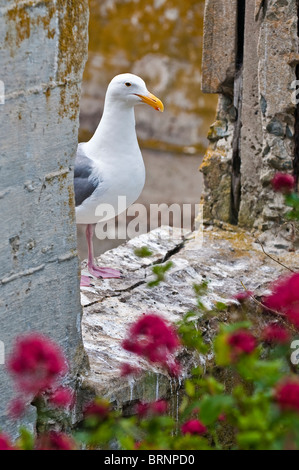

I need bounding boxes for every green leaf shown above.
[221,321,252,334]
[286,209,299,221]
[191,366,203,377]
[173,435,211,450]
[214,333,231,366]
[285,193,299,220]
[147,261,173,287]
[16,427,35,450]
[199,395,234,426]
[193,281,209,297]
[177,320,209,353]
[237,431,263,449]
[179,401,202,421]
[85,420,115,446]
[198,376,225,395]
[118,435,137,450]
[236,357,284,386]
[185,379,196,397]
[285,193,299,208]
[215,302,228,311]
[134,246,153,258]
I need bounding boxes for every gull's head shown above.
[106,73,164,112]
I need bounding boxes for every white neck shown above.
[84,97,140,161]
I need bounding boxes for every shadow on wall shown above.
[77,0,217,258]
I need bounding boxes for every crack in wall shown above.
[155,239,186,265]
[230,0,246,224]
[294,0,299,190]
[236,0,246,71]
[83,280,147,308]
[82,238,187,308]
[3,80,79,103]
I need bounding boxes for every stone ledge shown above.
[80,226,298,410]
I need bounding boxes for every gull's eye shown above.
[125,82,132,87]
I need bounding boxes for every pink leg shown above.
[82,224,122,284]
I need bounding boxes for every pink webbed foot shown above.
[80,275,94,287]
[88,264,123,279]
[82,224,123,283]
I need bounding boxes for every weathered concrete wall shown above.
[202,0,238,94]
[201,0,299,246]
[0,0,89,434]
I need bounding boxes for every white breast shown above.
[75,153,145,225]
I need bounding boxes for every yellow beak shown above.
[135,92,164,112]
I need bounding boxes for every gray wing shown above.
[74,144,100,207]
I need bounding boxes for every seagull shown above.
[74,73,164,286]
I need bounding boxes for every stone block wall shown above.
[201,0,299,240]
[0,0,89,434]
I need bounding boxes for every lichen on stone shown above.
[56,0,89,118]
[5,0,56,55]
